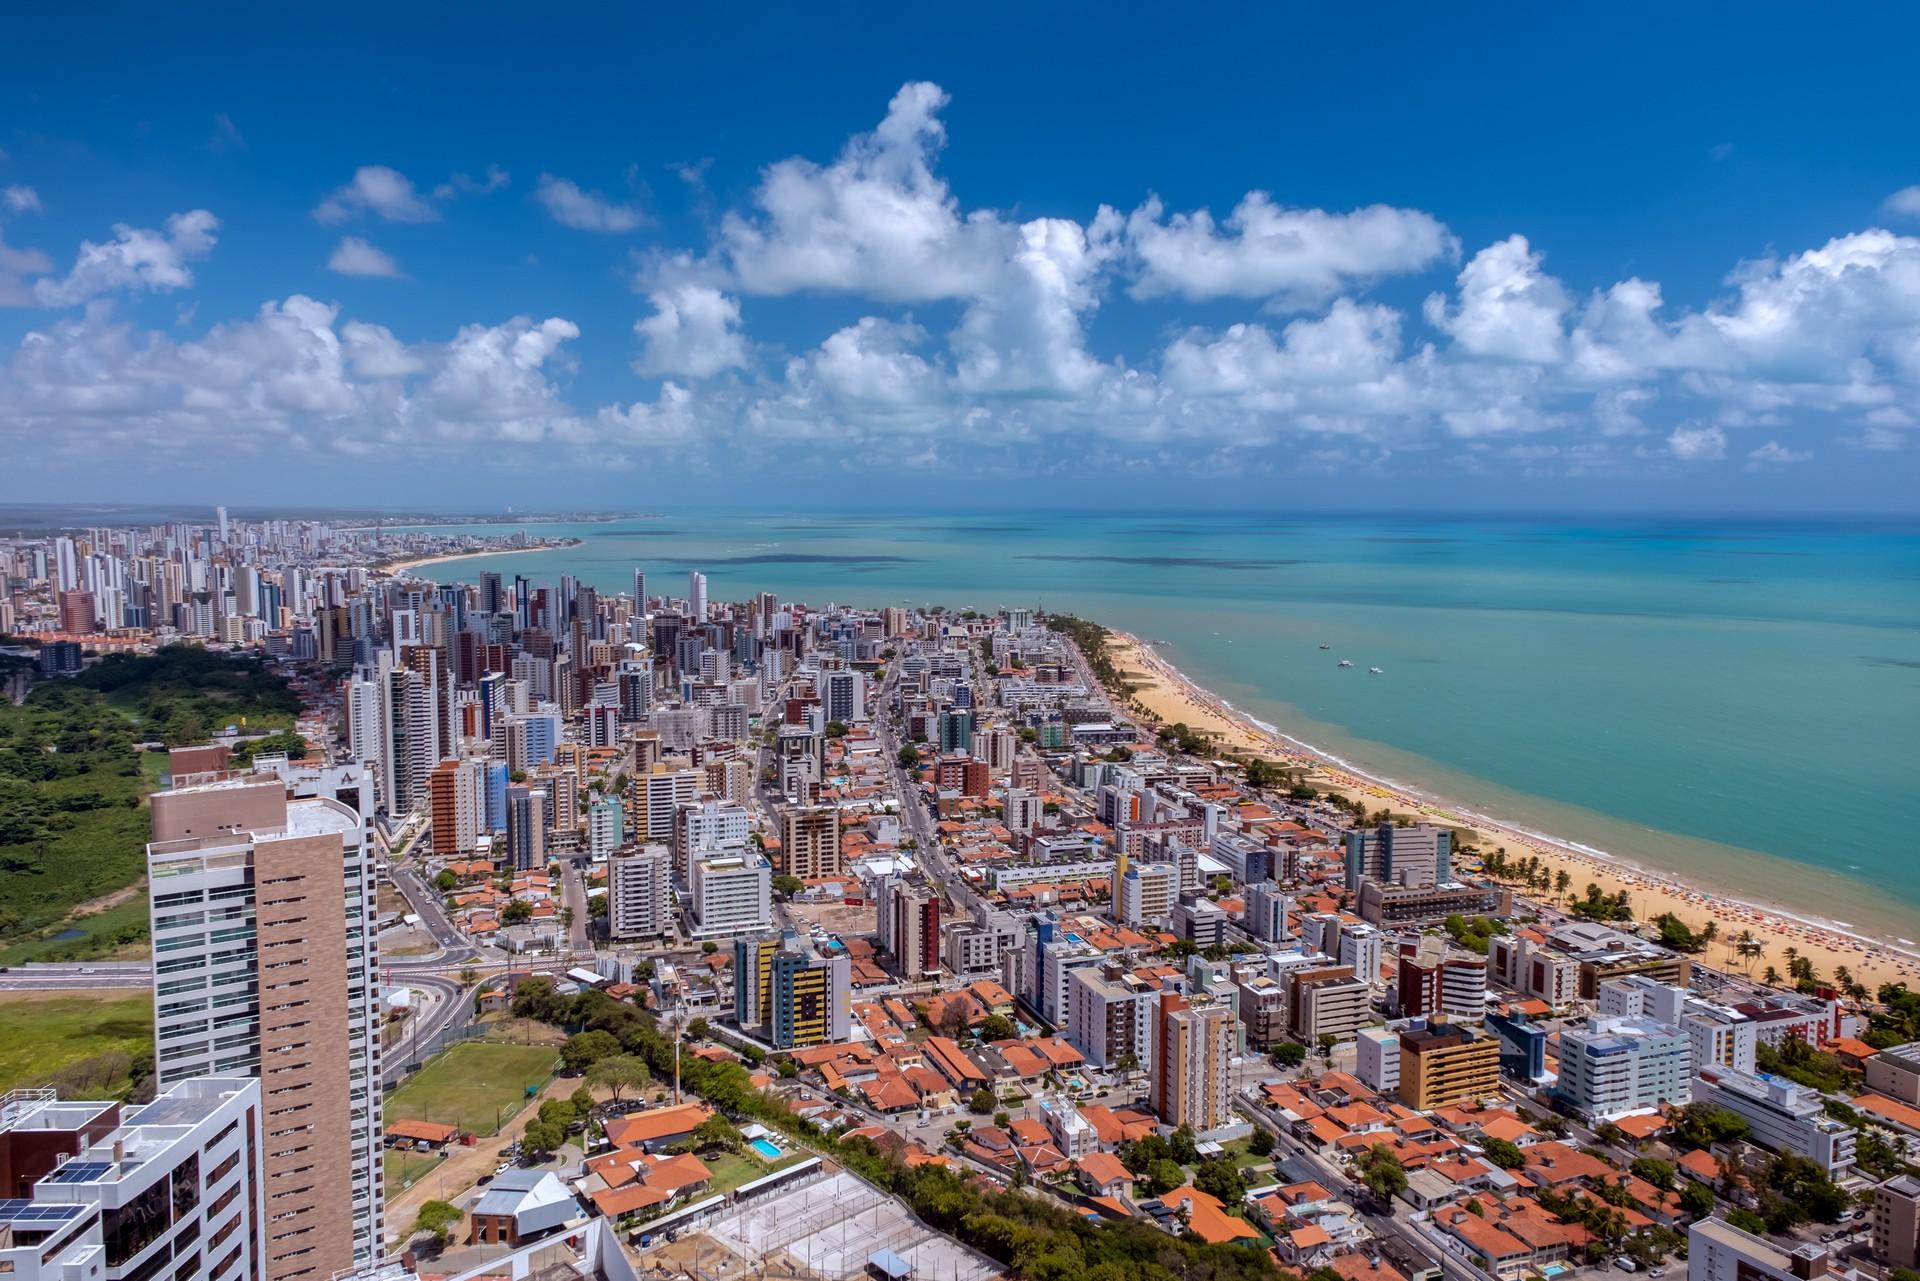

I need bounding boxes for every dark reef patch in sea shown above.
[1859,655,1920,670]
[1015,554,1306,570]
[669,553,918,566]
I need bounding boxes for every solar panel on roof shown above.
[45,1161,112,1183]
[0,1200,84,1222]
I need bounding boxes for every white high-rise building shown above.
[609,844,672,940]
[8,1076,268,1281]
[633,766,702,842]
[1066,965,1158,1072]
[1694,1066,1856,1176]
[1246,882,1293,942]
[1554,1015,1691,1121]
[673,797,751,883]
[588,797,625,861]
[689,851,772,938]
[1113,857,1179,926]
[687,571,707,623]
[145,775,382,1274]
[345,658,392,813]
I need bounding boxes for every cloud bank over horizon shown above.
[2,81,1918,499]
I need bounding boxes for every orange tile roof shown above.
[1077,1152,1133,1186]
[604,1102,712,1147]
[1161,1186,1262,1245]
[1854,1092,1920,1131]
[386,1119,459,1143]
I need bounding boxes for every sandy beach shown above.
[382,542,575,575]
[1105,631,1920,995]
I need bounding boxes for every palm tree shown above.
[1835,964,1854,988]
[1554,869,1572,897]
[1762,965,1781,987]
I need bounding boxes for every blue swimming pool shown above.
[750,1138,783,1159]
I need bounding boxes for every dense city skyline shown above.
[2,7,1919,509]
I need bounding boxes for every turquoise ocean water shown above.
[411,512,1920,942]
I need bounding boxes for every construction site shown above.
[627,1169,1000,1281]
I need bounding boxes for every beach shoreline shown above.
[382,542,578,575]
[1102,628,1920,994]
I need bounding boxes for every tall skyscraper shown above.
[687,570,707,623]
[632,567,648,610]
[428,757,484,856]
[820,669,866,724]
[608,844,672,940]
[145,774,382,1276]
[505,784,548,871]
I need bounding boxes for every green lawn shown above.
[697,1147,810,1197]
[384,1040,559,1136]
[0,990,153,1097]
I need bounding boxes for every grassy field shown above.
[384,1148,446,1193]
[384,1040,559,1136]
[0,989,153,1097]
[703,1147,809,1196]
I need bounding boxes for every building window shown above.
[102,1177,169,1266]
[170,1151,200,1219]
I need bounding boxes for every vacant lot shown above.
[384,1040,559,1136]
[0,989,153,1097]
[384,1148,446,1194]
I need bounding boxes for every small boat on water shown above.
[1337,660,1353,668]
[1318,642,1330,650]
[1369,666,1384,674]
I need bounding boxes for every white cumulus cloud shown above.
[3,186,42,214]
[1666,423,1727,461]
[1124,192,1454,307]
[719,81,1007,300]
[327,237,404,279]
[33,210,219,307]
[1424,235,1571,363]
[1883,186,1920,219]
[1745,440,1811,468]
[535,175,644,233]
[633,284,747,379]
[313,166,439,224]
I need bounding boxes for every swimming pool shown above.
[749,1138,783,1160]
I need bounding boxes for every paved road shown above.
[872,663,984,919]
[385,840,484,965]
[0,962,154,990]
[560,857,591,953]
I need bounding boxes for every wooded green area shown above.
[0,647,300,960]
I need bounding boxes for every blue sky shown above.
[2,4,1919,511]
